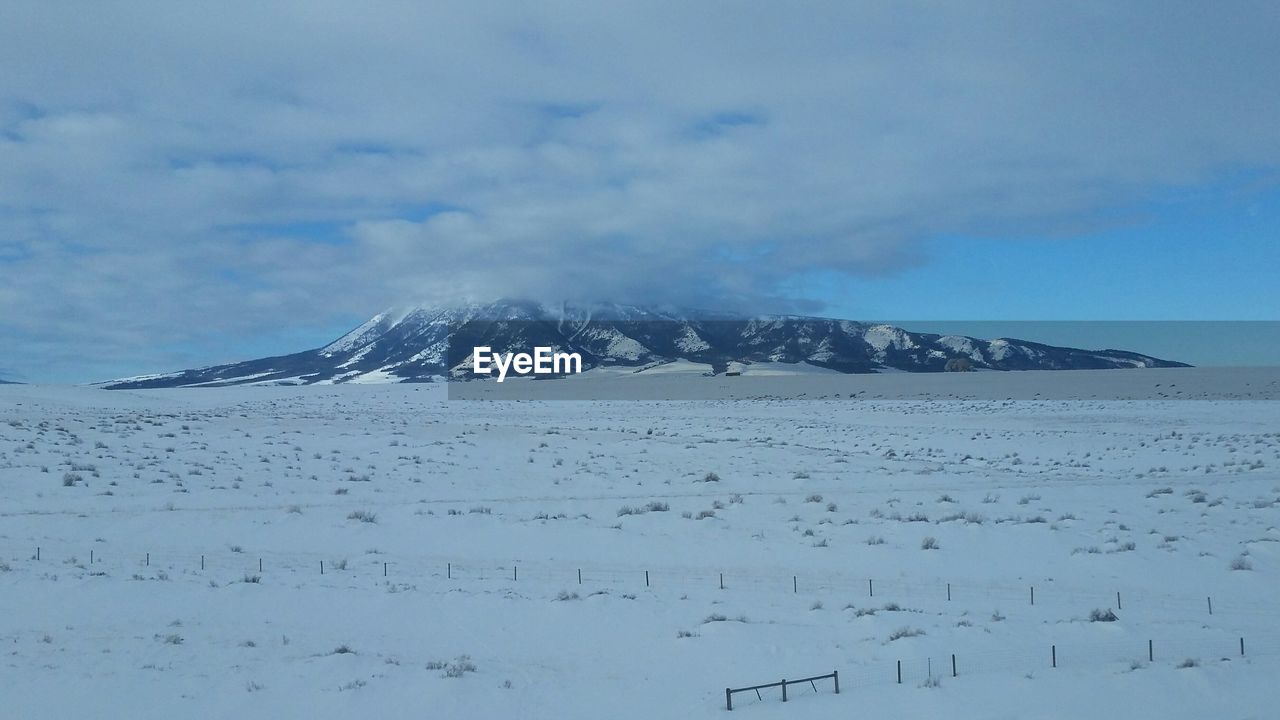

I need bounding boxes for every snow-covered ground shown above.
[1,373,1278,718]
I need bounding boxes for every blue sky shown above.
[1,2,1278,383]
[812,180,1280,365]
[817,178,1280,321]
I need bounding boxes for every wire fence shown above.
[5,538,1274,617]
[721,633,1280,711]
[5,541,1278,623]
[5,542,1280,712]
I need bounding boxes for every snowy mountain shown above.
[101,300,1189,388]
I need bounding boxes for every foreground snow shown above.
[1,374,1278,718]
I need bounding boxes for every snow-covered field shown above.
[2,372,1278,718]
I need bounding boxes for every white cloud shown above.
[1,1,1278,381]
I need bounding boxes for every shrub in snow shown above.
[921,536,940,550]
[1177,658,1199,669]
[700,472,721,483]
[1230,555,1253,571]
[338,679,367,691]
[887,627,924,642]
[1088,608,1118,622]
[444,655,477,677]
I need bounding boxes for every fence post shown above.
[896,660,901,684]
[833,670,840,694]
[383,562,387,577]
[146,552,150,567]
[447,562,451,579]
[1052,644,1056,668]
[952,653,957,677]
[90,549,94,564]
[578,568,582,585]
[1117,591,1122,610]
[1207,596,1212,615]
[720,573,724,590]
[869,579,874,597]
[1030,585,1034,605]
[947,582,951,601]
[793,575,797,594]
[259,558,262,572]
[201,554,204,570]
[1148,639,1153,662]
[646,570,650,587]
[36,546,40,561]
[781,679,787,702]
[726,688,732,711]
[1241,637,1245,656]
[514,566,518,581]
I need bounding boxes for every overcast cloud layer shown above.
[2,1,1279,382]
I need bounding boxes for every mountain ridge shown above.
[101,300,1190,388]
